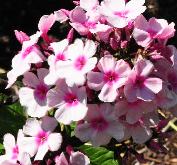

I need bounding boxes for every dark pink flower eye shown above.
[91,117,109,131]
[74,56,87,70]
[104,71,119,84]
[64,93,78,106]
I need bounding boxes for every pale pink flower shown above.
[119,112,159,144]
[55,151,90,165]
[124,59,162,102]
[87,55,131,102]
[44,39,69,85]
[22,117,62,160]
[133,15,175,47]
[58,39,97,86]
[6,31,45,88]
[100,0,146,28]
[19,68,50,118]
[0,130,26,164]
[69,6,110,36]
[47,79,88,125]
[115,99,156,124]
[75,104,124,146]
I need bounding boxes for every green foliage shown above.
[0,102,26,143]
[79,145,120,165]
[0,143,4,154]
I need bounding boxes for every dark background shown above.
[0,0,176,70]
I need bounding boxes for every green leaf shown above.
[79,145,120,165]
[0,102,26,143]
[65,122,76,137]
[0,143,4,154]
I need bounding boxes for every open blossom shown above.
[0,130,31,165]
[119,112,159,144]
[44,39,69,85]
[19,68,50,118]
[57,39,97,86]
[100,0,146,28]
[47,79,88,125]
[124,59,163,102]
[75,104,124,146]
[22,117,62,161]
[115,99,156,124]
[55,151,90,165]
[87,55,131,102]
[133,15,175,47]
[6,31,45,88]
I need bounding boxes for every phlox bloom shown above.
[133,15,175,47]
[22,117,62,161]
[75,104,124,146]
[47,79,88,125]
[100,0,146,28]
[19,68,50,118]
[0,130,31,165]
[56,39,97,86]
[6,31,44,88]
[87,55,131,102]
[124,59,162,102]
[44,39,69,85]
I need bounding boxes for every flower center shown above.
[64,93,78,106]
[104,71,118,85]
[55,53,65,62]
[135,76,145,87]
[12,145,19,160]
[34,84,49,101]
[91,117,108,131]
[147,29,157,38]
[85,21,97,29]
[36,131,48,145]
[74,56,87,71]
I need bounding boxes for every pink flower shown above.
[0,130,26,164]
[124,59,162,102]
[100,0,146,28]
[115,99,156,124]
[19,68,50,118]
[69,6,110,36]
[6,31,45,88]
[44,39,69,85]
[87,55,131,102]
[47,79,88,125]
[133,15,175,47]
[75,104,124,146]
[55,151,90,165]
[119,112,159,144]
[22,117,62,160]
[58,39,97,86]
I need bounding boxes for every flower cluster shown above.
[1,0,177,164]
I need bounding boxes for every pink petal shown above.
[70,22,89,35]
[23,72,39,88]
[98,84,118,102]
[83,40,97,58]
[38,14,56,34]
[144,77,162,94]
[98,55,116,73]
[23,118,42,137]
[41,116,58,132]
[47,133,62,151]
[55,152,69,165]
[37,68,49,82]
[3,134,15,154]
[34,142,48,160]
[55,9,69,23]
[80,0,98,11]
[87,71,104,91]
[124,82,138,102]
[14,30,30,44]
[137,86,155,101]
